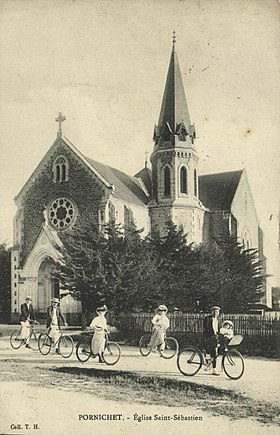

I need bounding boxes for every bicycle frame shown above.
[177,342,245,379]
[47,328,64,348]
[10,323,41,350]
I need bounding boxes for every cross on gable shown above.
[55,112,66,137]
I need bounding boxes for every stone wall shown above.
[20,143,104,266]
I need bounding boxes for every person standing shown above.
[89,305,108,363]
[149,304,170,352]
[203,305,222,375]
[46,298,67,354]
[19,296,37,349]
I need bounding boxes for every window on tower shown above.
[180,166,188,194]
[52,156,69,182]
[164,166,171,197]
[194,169,198,197]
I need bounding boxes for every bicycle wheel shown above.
[28,330,39,350]
[38,333,52,355]
[102,341,121,365]
[10,329,23,349]
[222,348,244,380]
[76,341,92,362]
[139,334,152,356]
[58,335,74,358]
[177,346,203,376]
[160,337,179,359]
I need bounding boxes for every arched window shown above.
[180,166,187,194]
[56,165,60,182]
[52,156,69,182]
[164,166,171,197]
[62,164,66,181]
[194,169,198,197]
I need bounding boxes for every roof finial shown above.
[144,150,148,168]
[55,112,66,137]
[172,30,176,49]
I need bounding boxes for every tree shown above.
[56,218,265,316]
[147,222,194,309]
[147,228,265,313]
[213,236,265,313]
[56,219,159,318]
[56,220,107,320]
[0,242,11,322]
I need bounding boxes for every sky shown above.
[0,0,279,288]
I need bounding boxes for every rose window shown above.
[48,198,75,230]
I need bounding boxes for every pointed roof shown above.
[134,166,152,196]
[199,170,243,210]
[15,136,149,208]
[157,42,192,136]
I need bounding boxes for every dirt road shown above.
[0,335,279,435]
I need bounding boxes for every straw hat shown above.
[222,320,234,328]
[96,304,108,313]
[211,305,221,312]
[52,297,60,304]
[156,304,168,313]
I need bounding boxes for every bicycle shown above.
[38,327,74,358]
[76,331,121,365]
[139,333,179,359]
[177,335,244,380]
[10,321,41,350]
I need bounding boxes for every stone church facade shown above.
[11,39,267,320]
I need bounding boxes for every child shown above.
[220,320,234,339]
[149,304,170,352]
[90,305,108,362]
[219,320,234,350]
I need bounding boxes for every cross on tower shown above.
[55,112,66,137]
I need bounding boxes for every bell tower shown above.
[149,33,206,244]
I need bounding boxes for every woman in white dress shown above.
[90,305,108,362]
[149,305,169,352]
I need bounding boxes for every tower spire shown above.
[154,33,195,147]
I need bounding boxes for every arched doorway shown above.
[37,258,59,313]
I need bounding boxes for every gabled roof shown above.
[199,170,243,211]
[14,136,113,203]
[15,136,149,208]
[85,157,150,206]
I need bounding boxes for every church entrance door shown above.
[38,258,59,313]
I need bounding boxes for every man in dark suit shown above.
[46,297,67,354]
[203,305,222,375]
[20,296,37,349]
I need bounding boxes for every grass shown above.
[47,366,280,426]
[1,360,279,427]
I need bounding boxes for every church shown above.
[11,37,265,321]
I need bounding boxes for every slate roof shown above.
[85,157,150,207]
[157,46,192,136]
[134,166,152,196]
[199,170,243,211]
